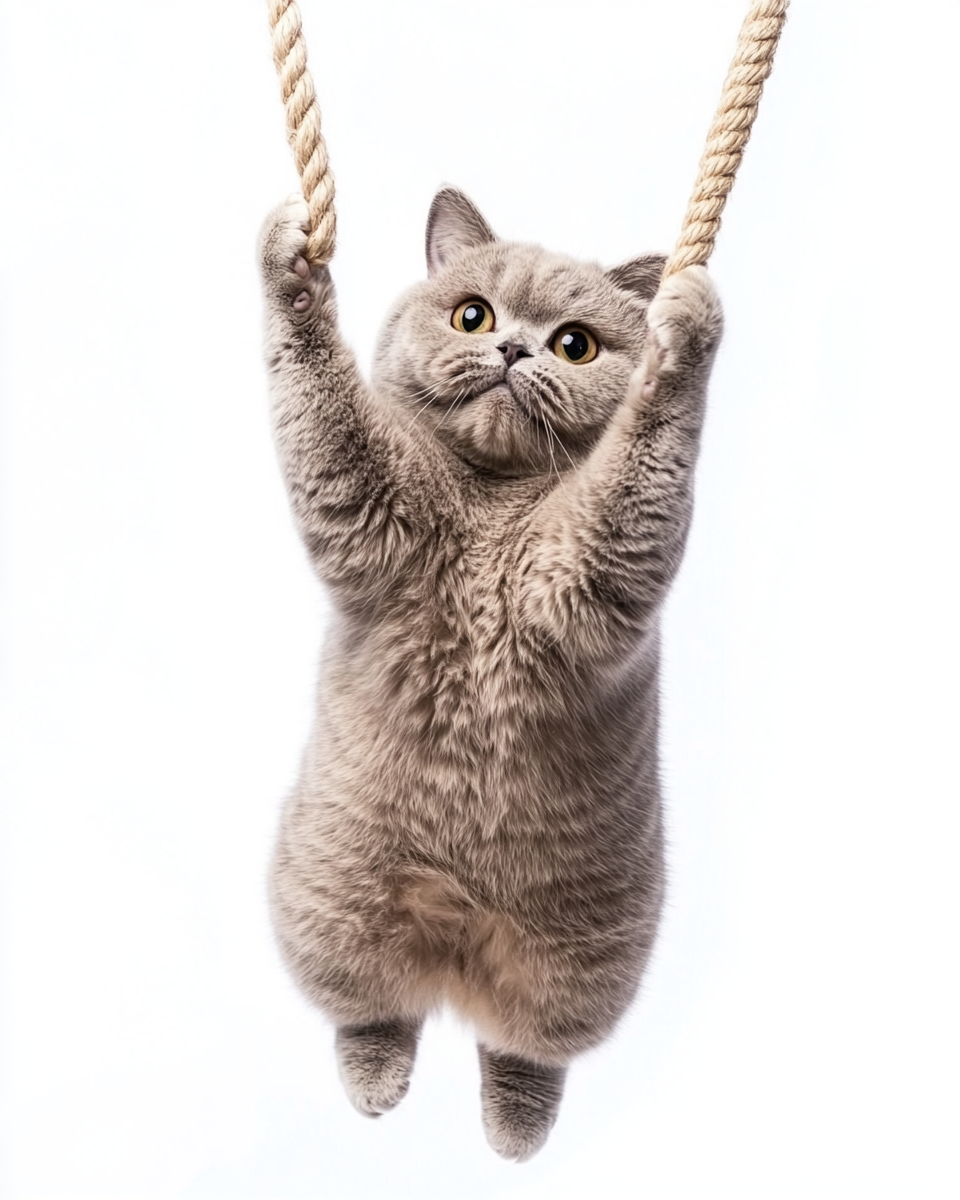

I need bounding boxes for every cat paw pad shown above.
[258,195,325,310]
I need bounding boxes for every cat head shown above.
[371,187,664,475]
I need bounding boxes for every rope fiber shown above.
[266,0,789,274]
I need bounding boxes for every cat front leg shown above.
[258,197,448,596]
[522,265,723,652]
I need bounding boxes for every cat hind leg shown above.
[478,1045,567,1162]
[335,1018,422,1117]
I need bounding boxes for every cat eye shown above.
[452,299,495,335]
[552,326,599,364]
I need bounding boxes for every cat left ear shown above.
[606,254,667,302]
[426,187,498,277]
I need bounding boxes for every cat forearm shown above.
[260,201,438,588]
[523,267,722,646]
[268,348,406,563]
[523,405,700,645]
[586,391,702,606]
[266,304,423,581]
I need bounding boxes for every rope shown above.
[662,0,789,280]
[266,0,787,273]
[267,0,336,264]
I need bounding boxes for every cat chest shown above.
[384,592,530,719]
[319,554,655,850]
[345,549,556,741]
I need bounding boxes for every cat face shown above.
[371,188,665,476]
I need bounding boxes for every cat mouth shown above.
[485,378,529,412]
[436,373,546,429]
[455,379,521,413]
[471,381,546,432]
[495,378,543,426]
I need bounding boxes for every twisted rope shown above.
[267,0,336,264]
[267,0,787,273]
[662,0,789,280]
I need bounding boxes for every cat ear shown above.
[426,187,498,277]
[606,254,667,302]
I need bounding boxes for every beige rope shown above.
[267,0,336,264]
[662,0,789,280]
[267,0,786,272]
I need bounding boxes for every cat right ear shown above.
[426,188,497,277]
[606,254,667,302]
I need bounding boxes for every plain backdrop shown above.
[1,1,958,1197]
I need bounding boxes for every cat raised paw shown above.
[639,264,723,398]
[258,194,325,312]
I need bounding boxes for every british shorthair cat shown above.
[259,187,722,1160]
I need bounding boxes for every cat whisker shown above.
[408,400,438,425]
[408,381,452,424]
[434,387,469,431]
[547,391,572,420]
[542,419,563,491]
[532,409,542,461]
[530,371,574,425]
[412,378,447,400]
[544,417,577,473]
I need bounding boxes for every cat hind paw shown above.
[479,1046,567,1162]
[335,1020,420,1118]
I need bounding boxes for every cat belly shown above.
[272,833,660,1060]
[271,748,664,1058]
[271,624,664,1052]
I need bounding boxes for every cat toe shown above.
[336,1020,420,1118]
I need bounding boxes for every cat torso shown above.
[303,472,664,875]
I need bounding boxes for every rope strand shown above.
[267,0,336,264]
[662,0,789,280]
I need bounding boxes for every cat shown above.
[258,187,722,1161]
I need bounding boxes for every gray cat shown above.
[258,188,722,1161]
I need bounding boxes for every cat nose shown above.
[497,342,532,369]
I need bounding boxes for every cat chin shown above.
[441,385,551,476]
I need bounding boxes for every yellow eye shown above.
[552,326,598,364]
[452,299,495,335]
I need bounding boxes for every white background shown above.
[1,1,958,1197]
